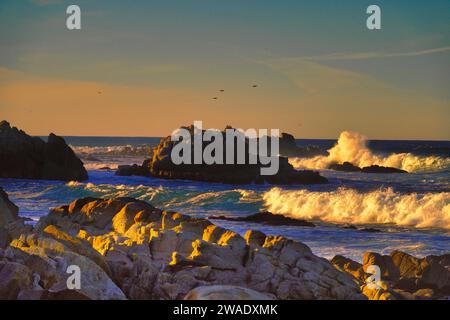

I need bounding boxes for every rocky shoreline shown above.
[1,188,448,300]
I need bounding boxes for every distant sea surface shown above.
[1,135,449,262]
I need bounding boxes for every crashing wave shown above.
[71,144,152,157]
[263,187,450,229]
[289,131,450,172]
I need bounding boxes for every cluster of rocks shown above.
[1,189,448,300]
[0,189,364,300]
[117,125,327,185]
[332,252,450,300]
[0,121,88,181]
[328,161,407,174]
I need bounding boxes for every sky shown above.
[0,0,449,139]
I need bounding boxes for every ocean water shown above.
[0,134,449,262]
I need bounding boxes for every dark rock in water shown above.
[116,164,150,177]
[0,121,88,181]
[342,225,381,232]
[361,165,407,174]
[329,162,361,172]
[209,211,315,227]
[279,132,326,158]
[359,227,382,233]
[328,161,407,174]
[98,166,112,171]
[115,125,327,185]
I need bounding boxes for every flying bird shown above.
[219,89,225,92]
[252,85,258,88]
[212,97,218,100]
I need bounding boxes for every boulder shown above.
[391,251,450,294]
[0,121,87,181]
[331,251,450,300]
[184,285,273,300]
[363,252,399,282]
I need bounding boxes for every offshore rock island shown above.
[116,125,328,185]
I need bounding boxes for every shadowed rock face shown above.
[332,251,450,300]
[0,121,88,181]
[117,125,328,185]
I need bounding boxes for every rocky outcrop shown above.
[279,133,326,158]
[209,211,315,227]
[28,197,363,300]
[332,251,450,300]
[116,125,327,185]
[328,161,407,174]
[0,188,18,227]
[0,188,32,249]
[184,285,273,300]
[0,121,88,181]
[0,190,124,299]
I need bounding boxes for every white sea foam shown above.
[289,131,450,172]
[71,144,152,157]
[263,187,450,229]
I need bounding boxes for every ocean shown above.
[0,134,449,262]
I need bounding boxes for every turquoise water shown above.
[0,137,449,262]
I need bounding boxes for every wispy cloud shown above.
[305,46,450,61]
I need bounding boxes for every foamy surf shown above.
[263,187,450,229]
[289,131,450,172]
[71,144,152,157]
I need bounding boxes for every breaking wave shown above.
[263,187,450,229]
[289,131,450,172]
[71,144,152,157]
[64,182,261,212]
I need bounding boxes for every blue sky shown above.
[0,0,449,138]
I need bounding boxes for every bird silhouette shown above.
[219,89,225,92]
[252,85,258,88]
[212,97,218,100]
